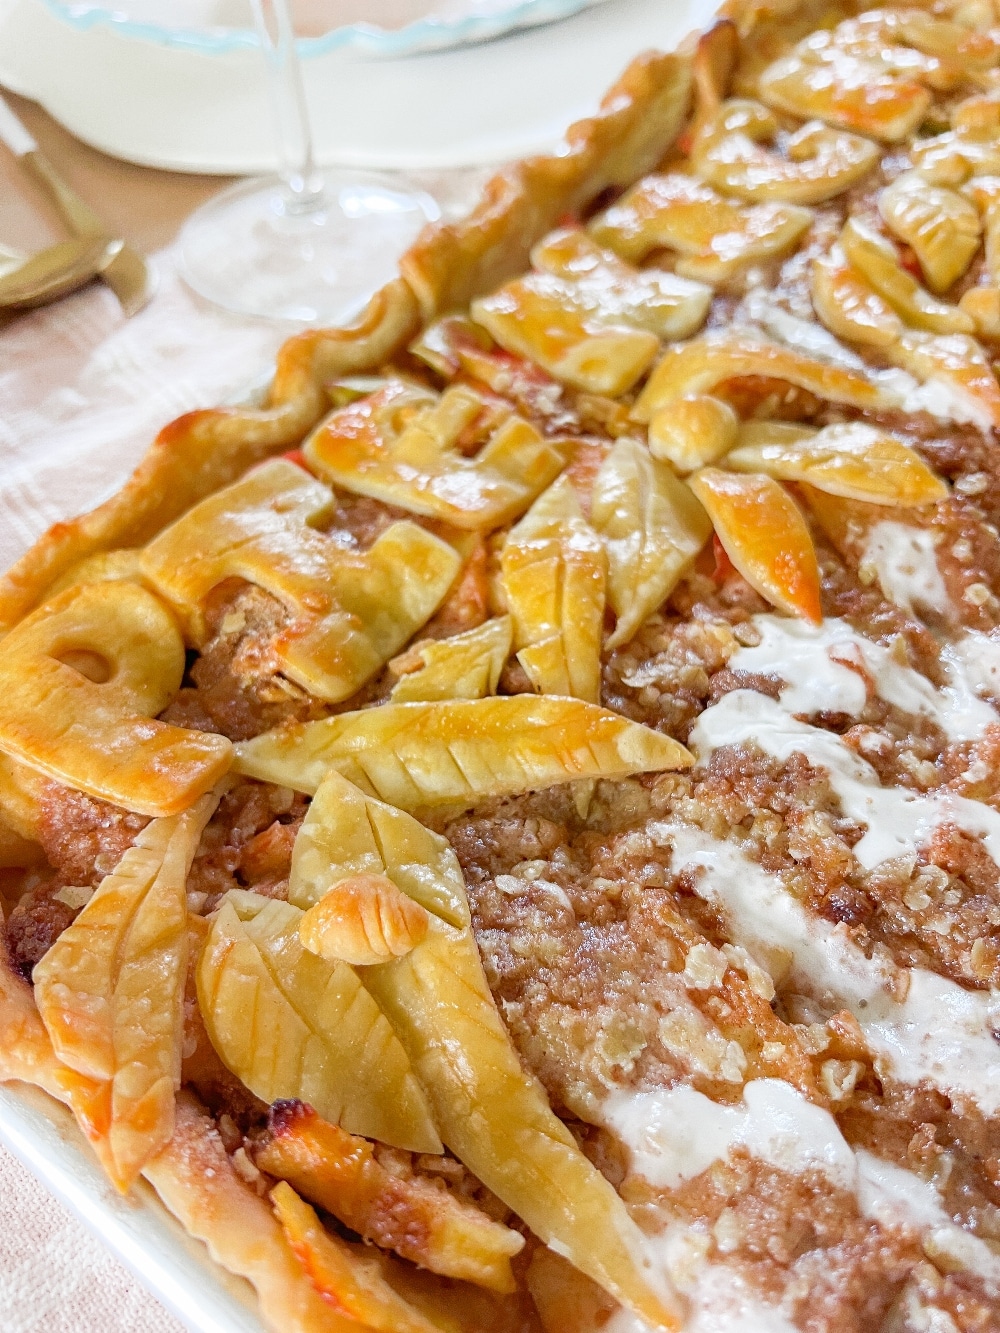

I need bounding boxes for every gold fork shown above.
[0,95,156,317]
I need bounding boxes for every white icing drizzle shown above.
[602,1079,1000,1320]
[859,522,948,618]
[947,629,1000,703]
[606,1249,800,1333]
[657,816,1000,1114]
[689,689,1000,870]
[732,614,997,741]
[901,373,995,432]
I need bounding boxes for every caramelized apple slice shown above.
[959,286,1000,339]
[633,329,891,421]
[34,793,217,1190]
[144,1094,360,1333]
[198,897,441,1153]
[365,917,681,1330]
[500,476,606,702]
[235,696,692,806]
[727,421,949,507]
[305,382,566,531]
[691,100,879,203]
[272,1182,442,1333]
[299,874,429,966]
[256,1101,523,1292]
[689,468,822,623]
[591,438,712,648]
[142,458,460,703]
[811,254,903,348]
[879,172,981,294]
[839,217,974,334]
[589,173,813,282]
[289,769,470,927]
[390,617,512,703]
[471,228,710,396]
[0,582,231,818]
[647,394,739,473]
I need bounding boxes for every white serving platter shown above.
[0,0,720,171]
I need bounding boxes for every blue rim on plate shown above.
[42,0,606,58]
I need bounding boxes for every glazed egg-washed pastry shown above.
[5,1,1000,1329]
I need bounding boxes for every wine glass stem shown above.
[251,0,324,213]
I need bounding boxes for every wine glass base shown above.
[178,171,440,324]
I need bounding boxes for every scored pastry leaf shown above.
[292,769,682,1329]
[501,475,606,702]
[234,696,692,807]
[290,769,470,928]
[591,437,712,649]
[879,171,981,294]
[305,381,567,531]
[255,1100,524,1292]
[389,617,512,703]
[34,792,218,1190]
[726,421,949,506]
[0,582,231,818]
[197,896,442,1153]
[142,458,461,703]
[838,216,974,335]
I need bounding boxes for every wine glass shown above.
[177,0,441,324]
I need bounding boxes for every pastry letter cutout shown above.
[142,458,460,703]
[0,582,231,817]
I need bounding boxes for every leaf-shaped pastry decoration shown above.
[272,1182,442,1333]
[366,917,681,1329]
[632,329,892,422]
[811,254,903,348]
[471,229,710,396]
[590,438,712,649]
[879,172,981,294]
[295,770,682,1329]
[589,173,813,282]
[197,896,441,1153]
[838,217,974,335]
[142,458,460,704]
[305,382,566,531]
[289,769,470,928]
[500,476,606,702]
[389,617,512,703]
[34,793,218,1190]
[234,696,692,807]
[299,874,429,966]
[257,1102,522,1293]
[689,468,822,624]
[691,100,879,204]
[647,394,739,474]
[0,583,231,818]
[144,1094,361,1333]
[727,421,949,507]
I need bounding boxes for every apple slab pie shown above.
[6,2,1000,1329]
